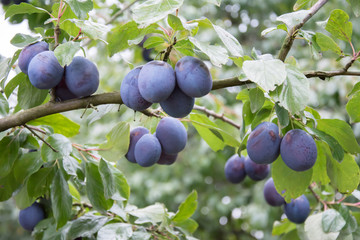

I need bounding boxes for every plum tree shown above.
[134,133,162,167]
[224,154,246,183]
[28,51,64,89]
[138,60,175,103]
[284,195,311,224]
[263,178,285,207]
[18,202,45,231]
[175,56,212,98]
[244,156,270,181]
[280,129,317,171]
[54,76,77,101]
[18,41,49,75]
[160,86,195,118]
[65,56,99,97]
[157,152,178,165]
[246,122,281,164]
[155,117,187,154]
[120,66,152,111]
[126,127,149,163]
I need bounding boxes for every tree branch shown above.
[193,105,240,129]
[305,70,360,79]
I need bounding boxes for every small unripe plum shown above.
[134,134,161,167]
[65,56,99,97]
[138,60,176,103]
[246,122,281,164]
[160,86,195,118]
[244,156,270,181]
[18,41,49,75]
[284,195,311,224]
[280,129,317,171]
[28,51,64,89]
[263,178,285,206]
[155,117,187,154]
[19,202,45,231]
[120,66,152,111]
[175,56,212,98]
[224,154,246,183]
[54,76,77,101]
[126,127,149,163]
[157,152,177,165]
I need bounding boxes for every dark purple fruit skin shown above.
[224,154,246,183]
[55,73,77,101]
[160,86,194,118]
[246,122,281,164]
[284,195,310,224]
[126,127,149,163]
[18,41,49,75]
[19,202,45,231]
[155,117,187,154]
[263,178,285,206]
[280,129,317,172]
[120,66,152,111]
[134,134,161,167]
[244,156,270,181]
[65,56,99,97]
[157,152,177,165]
[138,60,175,103]
[28,51,64,89]
[175,56,212,98]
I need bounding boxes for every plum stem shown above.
[163,37,177,62]
[23,124,58,153]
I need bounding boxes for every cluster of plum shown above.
[120,56,213,118]
[18,202,45,231]
[18,41,99,101]
[125,117,187,167]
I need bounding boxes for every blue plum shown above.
[120,66,152,111]
[28,51,64,89]
[244,156,270,181]
[157,152,178,165]
[65,56,99,97]
[134,134,161,167]
[54,75,77,101]
[263,178,285,206]
[284,195,311,224]
[246,122,281,164]
[19,202,45,231]
[155,117,187,154]
[138,60,176,103]
[18,41,49,75]
[175,56,212,98]
[126,127,149,163]
[224,154,246,183]
[280,129,317,171]
[160,86,195,118]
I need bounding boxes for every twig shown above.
[308,185,328,210]
[163,37,176,62]
[193,105,241,129]
[304,70,360,79]
[23,124,58,153]
[105,0,141,25]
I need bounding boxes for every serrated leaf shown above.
[167,14,184,31]
[4,72,25,98]
[275,103,289,127]
[322,209,346,233]
[67,213,108,238]
[54,42,81,66]
[41,134,72,162]
[65,0,93,20]
[27,167,55,198]
[61,156,81,177]
[13,151,43,183]
[0,136,20,178]
[174,218,199,234]
[17,75,48,110]
[277,10,311,29]
[212,23,243,57]
[143,36,165,49]
[249,87,265,113]
[315,33,342,55]
[10,33,41,48]
[173,190,197,223]
[173,39,195,56]
[70,19,110,41]
[129,203,167,224]
[311,141,331,185]
[305,213,340,240]
[325,9,352,42]
[97,223,133,240]
[5,2,50,19]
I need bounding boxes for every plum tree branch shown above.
[193,105,241,129]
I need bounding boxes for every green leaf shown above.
[14,184,35,209]
[249,87,265,113]
[325,9,352,42]
[173,190,198,223]
[212,23,243,57]
[143,36,165,49]
[52,3,80,37]
[348,82,360,97]
[17,75,48,110]
[346,92,360,123]
[272,156,313,202]
[173,39,195,56]
[251,105,273,130]
[129,203,167,224]
[315,33,342,55]
[54,42,81,67]
[97,223,133,240]
[41,134,72,162]
[317,119,360,154]
[0,136,20,178]
[311,141,330,185]
[4,72,25,98]
[51,169,72,229]
[275,103,289,127]
[99,159,119,200]
[206,0,221,6]
[0,94,9,116]
[1,50,21,89]
[305,213,340,240]
[261,24,288,36]
[67,213,108,238]
[347,0,360,17]
[28,114,80,137]
[13,151,43,183]
[293,0,311,11]
[61,156,81,177]
[132,0,184,26]
[167,14,184,31]
[0,171,21,201]
[277,10,311,29]
[27,167,55,198]
[322,209,346,233]
[243,59,287,92]
[174,218,199,234]
[5,2,49,19]
[338,205,358,235]
[70,19,110,41]
[10,33,41,48]
[65,0,93,20]
[99,122,130,162]
[272,219,296,236]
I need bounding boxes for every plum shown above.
[160,86,195,118]
[28,51,64,89]
[18,41,49,75]
[157,152,177,165]
[280,129,317,171]
[175,56,212,98]
[120,66,152,111]
[65,56,99,97]
[138,60,175,103]
[224,154,246,183]
[263,178,285,206]
[246,122,281,164]
[19,202,45,231]
[54,74,77,101]
[126,127,149,163]
[244,156,270,181]
[284,195,311,224]
[134,134,161,167]
[155,117,187,154]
